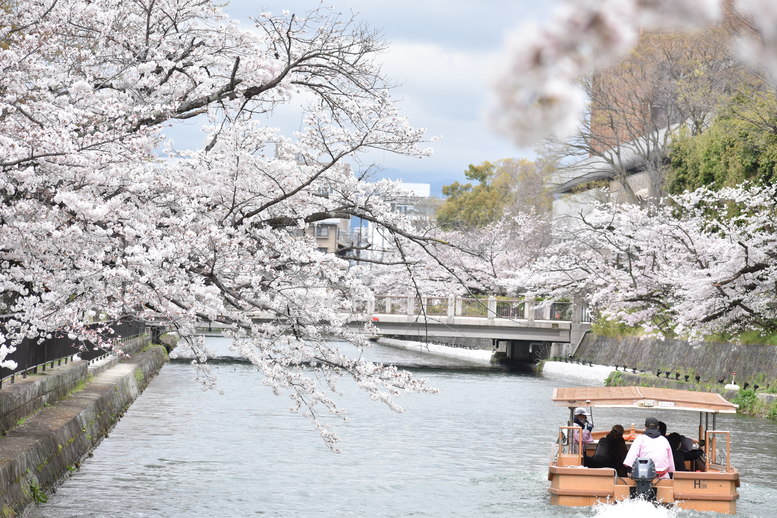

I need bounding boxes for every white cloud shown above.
[192,0,556,192]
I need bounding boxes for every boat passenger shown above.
[591,424,628,476]
[623,416,675,479]
[572,407,593,446]
[571,407,594,462]
[666,433,687,471]
[674,433,706,470]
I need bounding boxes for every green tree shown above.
[668,91,777,193]
[436,158,550,230]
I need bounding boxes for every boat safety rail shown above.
[556,425,584,466]
[705,430,731,472]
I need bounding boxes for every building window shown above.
[315,225,329,238]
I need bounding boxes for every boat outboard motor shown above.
[630,457,657,501]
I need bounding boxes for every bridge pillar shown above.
[526,299,535,323]
[550,341,574,359]
[493,339,507,360]
[487,296,496,322]
[447,294,455,323]
[407,293,415,316]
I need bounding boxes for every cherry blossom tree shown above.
[362,208,552,302]
[0,0,441,449]
[492,0,777,339]
[528,186,777,340]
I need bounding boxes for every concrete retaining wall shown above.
[0,339,166,517]
[0,335,148,436]
[574,335,777,388]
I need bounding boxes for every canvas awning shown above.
[552,386,738,414]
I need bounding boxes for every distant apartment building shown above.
[308,181,442,261]
[312,218,352,255]
[356,182,442,263]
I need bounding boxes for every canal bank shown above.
[572,334,777,389]
[0,335,167,517]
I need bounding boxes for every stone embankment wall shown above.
[574,334,777,389]
[0,335,167,517]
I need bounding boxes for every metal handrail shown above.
[1,319,146,388]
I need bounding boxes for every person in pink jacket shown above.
[623,416,676,479]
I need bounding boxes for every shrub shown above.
[605,371,625,387]
[733,388,759,414]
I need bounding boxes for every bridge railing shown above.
[459,297,489,317]
[495,299,525,318]
[420,297,448,316]
[372,295,590,323]
[549,302,573,321]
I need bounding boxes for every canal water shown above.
[31,337,777,517]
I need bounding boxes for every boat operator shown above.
[623,416,675,479]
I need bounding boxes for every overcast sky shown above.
[167,1,556,196]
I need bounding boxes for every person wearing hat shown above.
[622,416,675,479]
[572,407,593,451]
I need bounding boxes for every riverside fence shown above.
[0,317,146,388]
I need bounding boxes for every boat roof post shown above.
[699,412,703,442]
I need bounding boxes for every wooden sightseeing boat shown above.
[548,386,740,514]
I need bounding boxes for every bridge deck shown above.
[369,314,572,342]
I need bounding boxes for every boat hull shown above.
[548,465,739,514]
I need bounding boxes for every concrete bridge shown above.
[197,294,591,365]
[365,295,591,364]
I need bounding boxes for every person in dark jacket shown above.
[591,424,628,476]
[667,433,687,471]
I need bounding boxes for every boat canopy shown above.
[552,386,738,414]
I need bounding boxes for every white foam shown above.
[374,337,494,365]
[592,499,678,517]
[541,361,615,384]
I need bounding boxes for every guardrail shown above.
[0,318,146,389]
[371,295,588,323]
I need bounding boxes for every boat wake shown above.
[592,499,678,517]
